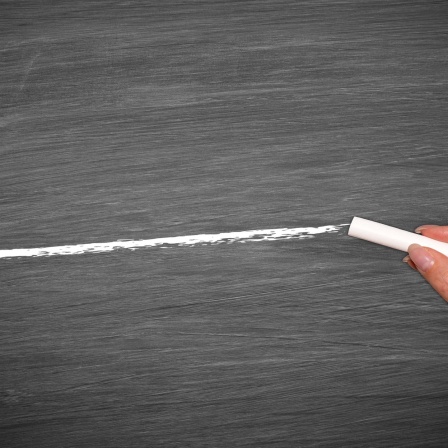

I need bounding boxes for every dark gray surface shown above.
[1,1,448,446]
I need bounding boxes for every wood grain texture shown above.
[1,1,448,446]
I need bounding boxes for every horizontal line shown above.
[0,224,349,259]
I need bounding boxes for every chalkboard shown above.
[1,1,448,446]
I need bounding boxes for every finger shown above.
[402,255,417,271]
[408,244,448,302]
[415,225,448,243]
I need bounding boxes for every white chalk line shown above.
[0,224,349,259]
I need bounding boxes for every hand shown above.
[403,225,448,302]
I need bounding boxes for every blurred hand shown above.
[403,225,448,302]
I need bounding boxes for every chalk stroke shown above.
[0,224,349,258]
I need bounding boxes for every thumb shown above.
[408,244,448,302]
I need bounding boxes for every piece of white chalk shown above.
[348,217,448,257]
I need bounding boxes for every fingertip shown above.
[406,242,448,303]
[415,224,439,234]
[402,255,418,271]
[407,244,435,273]
[415,225,448,243]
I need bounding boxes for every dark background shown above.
[1,1,448,446]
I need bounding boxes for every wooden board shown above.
[1,1,448,446]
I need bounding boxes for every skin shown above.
[403,225,448,302]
